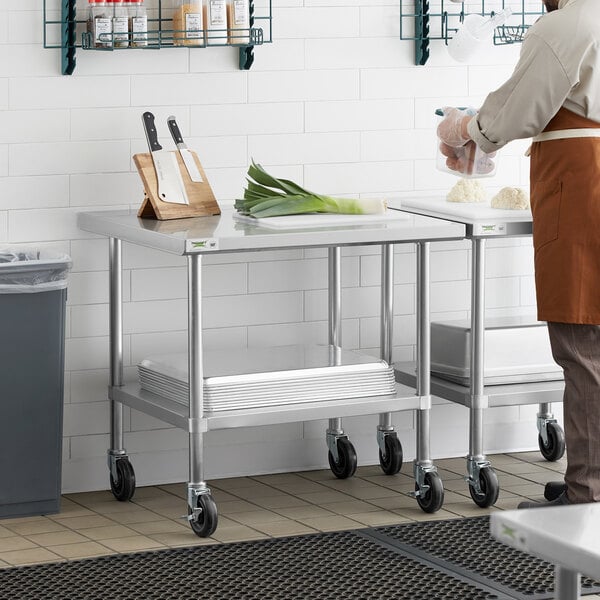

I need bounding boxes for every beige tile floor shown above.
[1,449,596,597]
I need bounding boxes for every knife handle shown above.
[167,116,184,146]
[142,111,162,152]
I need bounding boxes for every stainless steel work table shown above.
[77,208,465,537]
[392,196,565,509]
[491,504,600,599]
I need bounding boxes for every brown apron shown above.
[530,107,600,324]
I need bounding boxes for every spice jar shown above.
[129,0,148,47]
[227,0,250,45]
[206,0,227,45]
[112,0,130,48]
[87,0,113,48]
[173,0,205,47]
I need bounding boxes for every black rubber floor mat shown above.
[370,516,600,600]
[0,530,513,600]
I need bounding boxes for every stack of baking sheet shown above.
[138,344,396,412]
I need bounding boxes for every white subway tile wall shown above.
[1,3,545,493]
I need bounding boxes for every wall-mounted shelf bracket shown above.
[59,0,77,75]
[414,0,430,66]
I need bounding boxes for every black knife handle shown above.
[167,116,184,145]
[142,111,162,152]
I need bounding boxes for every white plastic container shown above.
[447,9,512,62]
[436,107,497,178]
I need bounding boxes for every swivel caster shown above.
[378,432,403,476]
[188,493,218,538]
[415,471,444,513]
[468,466,499,508]
[538,422,566,462]
[109,458,136,502]
[328,437,357,479]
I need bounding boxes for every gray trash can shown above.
[0,249,71,518]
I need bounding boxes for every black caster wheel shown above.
[416,472,444,513]
[189,494,218,538]
[328,437,357,479]
[544,480,567,501]
[468,466,499,508]
[379,433,403,476]
[538,422,566,462]
[110,459,136,502]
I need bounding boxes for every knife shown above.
[142,111,189,205]
[167,116,204,183]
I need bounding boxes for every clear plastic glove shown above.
[436,107,475,147]
[439,140,496,176]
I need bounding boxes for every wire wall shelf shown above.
[44,0,273,75]
[400,0,544,65]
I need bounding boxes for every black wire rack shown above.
[44,0,273,74]
[400,0,544,65]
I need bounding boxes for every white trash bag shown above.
[0,249,72,293]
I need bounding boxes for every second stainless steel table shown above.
[491,504,600,599]
[77,208,465,536]
[391,196,565,509]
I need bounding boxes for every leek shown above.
[235,160,387,218]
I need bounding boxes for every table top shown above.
[77,207,466,255]
[394,196,533,238]
[490,504,600,580]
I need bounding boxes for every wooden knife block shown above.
[134,151,221,220]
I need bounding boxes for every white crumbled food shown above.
[446,178,487,203]
[491,187,530,210]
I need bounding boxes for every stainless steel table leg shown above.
[555,566,581,600]
[328,247,342,354]
[326,246,356,478]
[416,242,432,470]
[467,237,499,507]
[107,237,135,501]
[187,254,217,536]
[109,237,124,453]
[413,242,443,511]
[377,244,402,475]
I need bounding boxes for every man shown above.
[438,0,600,507]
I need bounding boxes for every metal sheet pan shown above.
[138,369,395,392]
[139,381,397,411]
[139,378,396,401]
[139,345,391,385]
[139,373,396,403]
[431,317,563,386]
[138,345,397,411]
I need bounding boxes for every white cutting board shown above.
[233,210,410,229]
[400,196,532,223]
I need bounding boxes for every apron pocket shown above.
[531,179,562,251]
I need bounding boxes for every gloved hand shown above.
[437,107,474,147]
[439,140,495,176]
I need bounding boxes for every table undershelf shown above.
[394,362,564,408]
[110,381,424,431]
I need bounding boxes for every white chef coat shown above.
[467,0,600,154]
